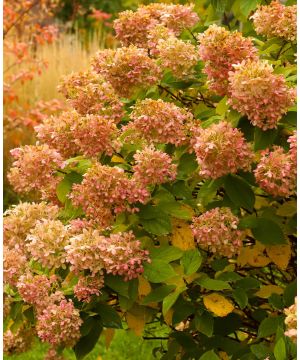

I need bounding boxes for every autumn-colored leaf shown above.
[171,219,195,250]
[255,285,283,298]
[203,293,234,317]
[138,276,151,298]
[266,243,291,270]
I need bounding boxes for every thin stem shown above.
[4,0,41,38]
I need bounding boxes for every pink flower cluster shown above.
[157,37,199,78]
[98,231,151,281]
[66,229,150,281]
[113,3,199,47]
[251,1,297,42]
[254,146,296,197]
[35,111,80,158]
[65,229,105,275]
[37,299,82,347]
[91,46,162,97]
[58,71,124,122]
[44,348,66,360]
[191,207,244,257]
[8,144,64,200]
[17,273,58,309]
[74,275,104,303]
[228,60,296,130]
[4,328,33,355]
[26,219,70,269]
[3,246,27,286]
[132,146,177,187]
[4,202,59,252]
[288,131,297,165]
[71,114,120,158]
[198,25,258,95]
[70,163,149,227]
[192,121,254,179]
[284,297,297,343]
[147,25,174,56]
[124,98,194,146]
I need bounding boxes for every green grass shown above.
[4,330,163,360]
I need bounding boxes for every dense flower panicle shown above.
[70,163,149,227]
[288,131,297,165]
[251,1,297,41]
[72,115,120,158]
[37,299,82,347]
[26,220,70,269]
[58,71,124,122]
[198,25,258,95]
[113,9,158,48]
[4,328,34,355]
[132,146,177,186]
[228,60,296,130]
[35,111,80,158]
[7,144,64,198]
[17,273,57,309]
[113,4,198,47]
[192,121,254,179]
[158,3,199,35]
[74,275,104,302]
[65,229,105,275]
[98,232,151,281]
[91,46,162,97]
[284,297,297,343]
[157,37,199,78]
[124,98,194,146]
[147,25,175,56]
[191,207,244,257]
[4,202,59,252]
[4,246,27,286]
[254,146,296,197]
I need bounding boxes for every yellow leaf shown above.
[219,351,230,360]
[255,285,283,299]
[164,309,174,326]
[138,276,151,298]
[103,328,115,349]
[276,201,297,217]
[237,247,270,267]
[111,155,126,163]
[254,196,269,209]
[126,306,151,336]
[266,243,291,270]
[203,293,234,317]
[171,219,195,250]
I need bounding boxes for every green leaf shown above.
[194,312,214,337]
[181,249,202,275]
[232,288,248,309]
[177,153,198,178]
[56,177,72,203]
[224,174,255,211]
[143,260,177,283]
[157,201,192,220]
[236,277,261,290]
[240,0,258,17]
[162,286,186,315]
[74,318,103,360]
[197,179,222,207]
[216,96,229,116]
[199,350,220,360]
[94,303,122,329]
[251,218,286,245]
[216,272,242,282]
[196,277,231,290]
[274,338,286,360]
[150,245,183,263]
[211,0,228,12]
[250,344,271,359]
[141,216,172,235]
[258,316,282,338]
[283,280,297,307]
[105,275,129,298]
[142,285,176,304]
[254,127,278,151]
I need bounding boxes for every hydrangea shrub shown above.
[4,1,297,360]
